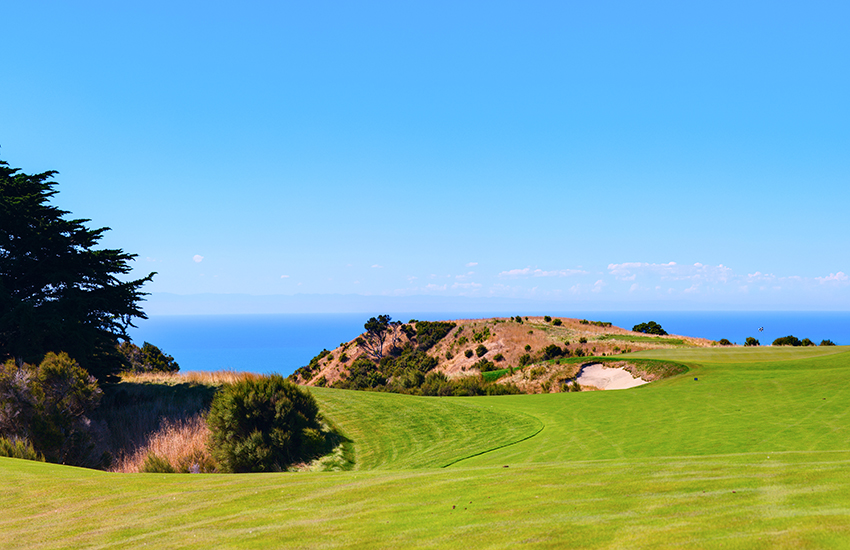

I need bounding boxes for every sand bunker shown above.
[576,363,648,390]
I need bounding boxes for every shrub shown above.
[745,337,760,347]
[772,335,801,347]
[475,344,488,357]
[457,336,469,346]
[578,337,587,344]
[542,344,563,360]
[415,321,457,351]
[0,436,44,462]
[445,351,453,360]
[801,338,815,347]
[493,353,505,362]
[552,319,562,326]
[473,359,497,372]
[718,339,732,346]
[339,353,349,363]
[518,354,532,367]
[632,321,667,335]
[472,327,490,343]
[207,375,324,473]
[464,349,474,358]
[821,339,836,346]
[544,316,552,323]
[524,344,532,352]
[141,453,176,473]
[574,348,585,357]
[514,316,523,324]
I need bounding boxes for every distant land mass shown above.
[142,292,808,316]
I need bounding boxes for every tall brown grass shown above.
[120,370,262,386]
[109,414,214,473]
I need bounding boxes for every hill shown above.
[291,315,711,391]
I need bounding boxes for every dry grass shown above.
[109,414,214,473]
[120,370,262,386]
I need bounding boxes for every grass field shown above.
[3,347,850,548]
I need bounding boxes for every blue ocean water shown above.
[127,311,850,376]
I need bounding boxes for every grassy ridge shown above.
[3,347,850,548]
[309,387,543,469]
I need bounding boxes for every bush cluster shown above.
[117,341,179,373]
[0,352,104,466]
[632,321,667,335]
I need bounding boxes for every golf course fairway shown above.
[3,347,850,549]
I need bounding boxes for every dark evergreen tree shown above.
[0,158,153,380]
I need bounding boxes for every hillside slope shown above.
[292,316,712,389]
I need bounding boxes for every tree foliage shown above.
[0,159,154,380]
[0,352,103,465]
[358,315,392,361]
[745,337,760,347]
[772,335,802,347]
[632,321,668,336]
[117,341,179,373]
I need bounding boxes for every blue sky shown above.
[3,1,848,312]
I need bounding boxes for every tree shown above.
[772,335,802,347]
[820,339,836,346]
[632,321,668,336]
[745,336,760,346]
[0,159,154,380]
[358,315,392,361]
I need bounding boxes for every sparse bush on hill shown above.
[542,344,563,360]
[207,375,325,473]
[579,337,587,344]
[633,321,667,335]
[544,316,552,323]
[514,316,523,324]
[518,354,532,367]
[820,339,836,346]
[472,327,490,343]
[415,321,457,351]
[473,359,497,372]
[465,349,474,358]
[772,335,801,347]
[524,344,531,352]
[718,339,732,346]
[745,337,760,347]
[552,319,562,326]
[493,353,505,362]
[475,344,488,357]
[801,338,815,347]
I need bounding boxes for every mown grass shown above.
[598,333,687,346]
[2,347,850,548]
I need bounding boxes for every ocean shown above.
[127,311,850,376]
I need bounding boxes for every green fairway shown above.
[3,347,850,548]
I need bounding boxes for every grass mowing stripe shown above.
[4,453,850,549]
[309,387,543,470]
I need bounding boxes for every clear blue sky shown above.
[3,1,848,312]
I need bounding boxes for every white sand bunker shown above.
[576,363,648,390]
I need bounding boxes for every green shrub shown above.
[493,353,505,362]
[745,337,760,347]
[821,339,836,346]
[544,316,552,323]
[578,337,587,344]
[472,327,490,343]
[718,339,732,346]
[574,348,585,357]
[632,321,667,335]
[518,354,532,367]
[464,349,474,358]
[457,336,469,346]
[772,335,801,346]
[514,316,523,324]
[207,375,324,473]
[415,321,457,351]
[475,344,488,357]
[0,436,44,462]
[445,351,453,360]
[473,359,497,372]
[801,338,815,347]
[542,344,563,360]
[524,344,531,352]
[142,453,176,473]
[552,319,562,326]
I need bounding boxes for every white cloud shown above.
[591,280,606,293]
[452,282,482,289]
[371,264,383,269]
[466,262,478,267]
[280,275,289,279]
[193,255,204,263]
[608,261,731,283]
[816,271,848,284]
[425,283,447,291]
